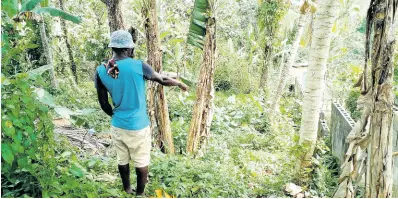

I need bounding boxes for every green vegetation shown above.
[2,0,396,198]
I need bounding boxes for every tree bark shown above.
[186,17,216,154]
[259,42,272,88]
[101,0,125,33]
[366,1,395,196]
[143,0,175,154]
[298,0,338,169]
[271,14,305,112]
[333,0,397,197]
[59,0,78,83]
[38,17,57,88]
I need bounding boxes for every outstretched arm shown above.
[143,62,188,91]
[95,72,113,117]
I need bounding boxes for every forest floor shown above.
[51,83,339,198]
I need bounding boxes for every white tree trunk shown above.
[38,17,57,88]
[271,14,306,112]
[298,0,338,168]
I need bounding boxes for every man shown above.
[95,30,188,196]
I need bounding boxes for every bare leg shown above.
[118,164,134,194]
[135,166,149,196]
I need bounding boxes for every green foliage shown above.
[1,17,43,76]
[148,150,251,197]
[1,73,55,197]
[21,0,44,12]
[356,18,366,34]
[53,79,110,131]
[345,89,361,121]
[187,0,209,49]
[212,93,266,134]
[1,74,123,198]
[308,138,339,197]
[32,7,82,24]
[2,0,81,23]
[280,96,303,128]
[257,0,288,40]
[214,40,258,93]
[2,0,19,17]
[168,91,195,154]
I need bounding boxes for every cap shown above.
[108,30,135,48]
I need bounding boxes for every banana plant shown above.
[2,0,81,23]
[186,0,210,49]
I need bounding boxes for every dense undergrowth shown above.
[1,70,340,197]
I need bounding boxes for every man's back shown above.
[96,58,149,130]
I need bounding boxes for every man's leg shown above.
[118,164,134,194]
[111,126,133,194]
[135,166,148,196]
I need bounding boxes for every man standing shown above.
[95,30,188,196]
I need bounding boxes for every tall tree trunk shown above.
[59,0,78,83]
[298,0,338,169]
[271,14,305,112]
[101,0,125,32]
[38,17,57,88]
[333,1,397,197]
[259,42,272,88]
[143,0,175,154]
[186,17,216,154]
[366,0,396,196]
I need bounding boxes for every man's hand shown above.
[178,82,189,92]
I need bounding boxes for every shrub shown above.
[1,74,124,198]
[345,89,361,121]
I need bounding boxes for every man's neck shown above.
[113,54,129,61]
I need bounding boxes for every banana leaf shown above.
[32,7,82,24]
[21,0,43,12]
[187,0,209,49]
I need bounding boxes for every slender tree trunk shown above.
[38,17,57,88]
[143,0,175,154]
[186,17,216,154]
[59,0,78,83]
[101,0,125,32]
[271,14,305,112]
[298,0,338,169]
[259,42,272,88]
[366,1,396,196]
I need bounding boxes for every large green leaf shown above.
[32,7,82,24]
[2,43,39,66]
[69,164,84,178]
[1,0,18,17]
[21,0,43,12]
[28,64,53,78]
[186,0,209,49]
[34,87,57,107]
[1,144,14,165]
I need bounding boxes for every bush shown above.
[1,74,125,198]
[213,41,258,94]
[345,89,361,121]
